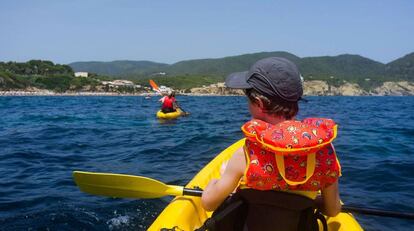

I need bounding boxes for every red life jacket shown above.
[240,118,341,192]
[162,96,175,109]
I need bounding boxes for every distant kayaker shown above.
[161,90,178,113]
[201,57,342,230]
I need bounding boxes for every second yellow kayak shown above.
[156,108,185,119]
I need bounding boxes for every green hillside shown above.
[135,75,223,91]
[297,54,387,88]
[69,60,168,76]
[69,51,300,77]
[299,54,385,79]
[385,52,414,81]
[159,51,301,76]
[0,60,100,92]
[68,51,413,85]
[2,51,414,92]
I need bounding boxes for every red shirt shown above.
[162,96,175,109]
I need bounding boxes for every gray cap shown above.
[225,57,304,102]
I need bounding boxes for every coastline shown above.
[2,80,414,97]
[0,91,242,97]
[1,90,413,97]
[0,90,155,96]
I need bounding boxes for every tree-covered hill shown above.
[385,52,414,81]
[69,60,168,76]
[68,51,414,85]
[298,54,385,79]
[69,51,301,76]
[0,60,100,92]
[2,51,414,93]
[159,51,301,76]
[1,60,73,76]
[297,54,388,88]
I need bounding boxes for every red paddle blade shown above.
[149,79,159,91]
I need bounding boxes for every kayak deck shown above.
[148,139,363,231]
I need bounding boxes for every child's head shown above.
[244,88,298,119]
[225,57,303,120]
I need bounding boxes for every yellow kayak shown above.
[148,139,363,231]
[156,108,185,119]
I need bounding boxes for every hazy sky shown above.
[1,0,413,64]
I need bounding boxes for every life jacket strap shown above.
[275,153,316,186]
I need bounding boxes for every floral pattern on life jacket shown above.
[241,118,341,191]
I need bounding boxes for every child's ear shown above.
[255,97,265,110]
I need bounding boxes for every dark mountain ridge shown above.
[385,52,414,79]
[68,51,414,83]
[69,60,167,76]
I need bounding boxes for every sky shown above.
[1,0,413,64]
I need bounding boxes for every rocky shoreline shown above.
[1,80,414,96]
[0,90,149,96]
[188,81,414,96]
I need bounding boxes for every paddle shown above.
[149,79,160,93]
[341,206,414,220]
[73,171,202,198]
[177,105,190,116]
[73,171,414,220]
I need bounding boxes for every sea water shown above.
[0,96,413,230]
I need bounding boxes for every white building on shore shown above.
[74,72,89,77]
[101,80,140,88]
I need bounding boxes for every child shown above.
[161,90,177,113]
[201,57,342,230]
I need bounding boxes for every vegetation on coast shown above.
[1,51,413,93]
[0,60,89,91]
[70,51,414,91]
[0,60,109,92]
[134,75,223,91]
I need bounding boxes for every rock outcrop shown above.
[2,80,413,96]
[331,82,367,96]
[189,82,244,95]
[371,81,414,96]
[189,81,414,96]
[303,81,331,96]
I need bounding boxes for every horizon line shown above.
[1,50,413,66]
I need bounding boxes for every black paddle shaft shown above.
[342,205,414,220]
[183,188,203,197]
[182,188,414,220]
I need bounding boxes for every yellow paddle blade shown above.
[149,79,160,91]
[73,171,184,199]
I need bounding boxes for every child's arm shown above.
[173,99,178,109]
[317,143,342,216]
[201,147,245,211]
[316,181,342,217]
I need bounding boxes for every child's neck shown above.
[257,115,293,125]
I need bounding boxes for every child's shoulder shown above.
[228,147,246,173]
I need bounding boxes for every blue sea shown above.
[0,96,413,231]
